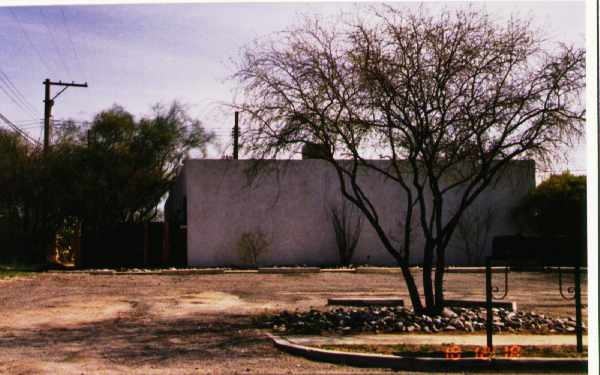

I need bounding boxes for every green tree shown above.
[517,172,586,263]
[76,102,215,228]
[233,6,585,314]
[0,129,36,262]
[0,129,68,264]
[0,102,213,264]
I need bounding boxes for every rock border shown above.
[325,297,516,311]
[268,334,587,372]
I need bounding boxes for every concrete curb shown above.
[268,334,587,372]
[445,299,517,311]
[355,267,507,274]
[355,267,402,274]
[88,270,116,275]
[86,269,226,276]
[161,269,225,275]
[320,268,357,273]
[258,267,321,274]
[328,297,404,307]
[444,267,507,273]
[55,266,575,276]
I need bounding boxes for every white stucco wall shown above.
[170,159,534,267]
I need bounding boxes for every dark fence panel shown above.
[168,223,187,267]
[491,235,586,266]
[146,222,164,267]
[81,223,143,268]
[80,222,186,268]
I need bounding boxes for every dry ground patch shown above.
[0,271,587,374]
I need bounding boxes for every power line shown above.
[0,111,40,145]
[0,78,38,120]
[13,119,43,124]
[0,68,40,116]
[9,8,52,74]
[64,7,94,103]
[18,121,47,130]
[60,8,86,82]
[53,119,89,124]
[39,9,73,79]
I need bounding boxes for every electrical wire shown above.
[60,8,86,82]
[0,111,40,145]
[0,68,40,116]
[9,8,52,74]
[64,7,94,103]
[20,123,44,130]
[0,78,38,121]
[39,8,72,79]
[13,119,43,124]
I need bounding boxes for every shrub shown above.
[237,230,270,267]
[330,202,363,266]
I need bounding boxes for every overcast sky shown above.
[0,1,587,175]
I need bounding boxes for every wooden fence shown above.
[80,222,186,268]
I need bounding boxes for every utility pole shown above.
[232,111,239,160]
[43,79,88,152]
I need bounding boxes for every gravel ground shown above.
[0,271,588,374]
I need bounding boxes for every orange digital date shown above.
[443,345,521,360]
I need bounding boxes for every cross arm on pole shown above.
[47,80,88,88]
[42,79,88,152]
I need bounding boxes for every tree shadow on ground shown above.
[0,313,269,366]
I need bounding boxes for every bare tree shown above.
[237,230,270,267]
[232,6,585,314]
[330,201,363,266]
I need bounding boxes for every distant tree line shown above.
[0,102,213,265]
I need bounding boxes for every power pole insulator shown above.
[42,78,88,152]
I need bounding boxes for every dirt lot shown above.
[0,271,587,374]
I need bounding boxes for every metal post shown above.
[574,263,583,352]
[485,257,493,349]
[233,111,239,160]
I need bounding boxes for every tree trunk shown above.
[422,242,435,312]
[415,240,447,315]
[399,264,423,313]
[433,245,446,315]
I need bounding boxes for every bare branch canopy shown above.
[232,5,585,314]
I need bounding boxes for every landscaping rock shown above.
[259,305,586,335]
[463,321,474,332]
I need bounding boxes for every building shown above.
[165,159,535,267]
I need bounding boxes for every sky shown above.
[0,1,588,176]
